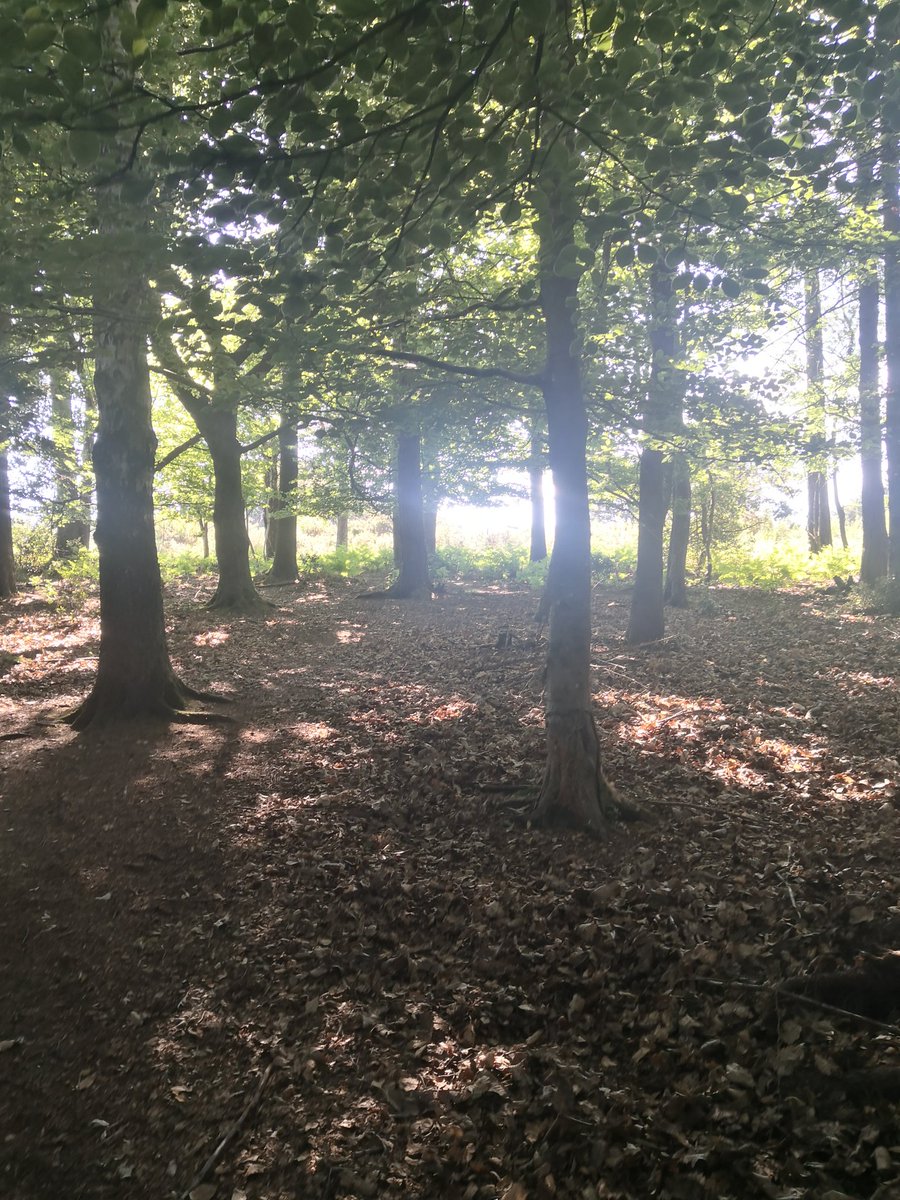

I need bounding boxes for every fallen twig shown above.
[181,1064,273,1200]
[700,977,900,1038]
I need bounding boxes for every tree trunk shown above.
[528,155,636,836]
[383,430,431,598]
[664,453,691,607]
[529,423,547,561]
[699,484,715,582]
[883,129,900,578]
[263,452,278,559]
[65,9,216,729]
[270,411,299,583]
[0,392,15,598]
[804,271,833,553]
[423,505,437,556]
[628,264,680,643]
[832,474,849,551]
[51,373,90,558]
[200,519,210,560]
[199,407,267,611]
[336,511,349,550]
[858,164,889,584]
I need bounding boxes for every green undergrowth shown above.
[712,536,858,590]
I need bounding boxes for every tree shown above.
[0,390,14,597]
[64,2,220,728]
[858,160,889,583]
[804,271,833,554]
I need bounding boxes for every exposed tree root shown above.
[206,588,275,615]
[63,671,233,731]
[781,955,900,1020]
[164,708,236,725]
[528,710,642,837]
[357,584,433,601]
[179,683,234,705]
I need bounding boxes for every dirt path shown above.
[1,579,899,1199]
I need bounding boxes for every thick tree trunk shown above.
[628,264,680,643]
[529,424,547,562]
[270,412,299,583]
[528,165,636,836]
[200,407,267,611]
[0,392,15,598]
[383,431,431,598]
[805,271,833,554]
[883,132,900,578]
[65,9,217,729]
[336,512,349,550]
[664,453,691,607]
[858,177,889,583]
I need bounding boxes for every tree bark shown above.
[699,483,715,582]
[200,519,210,560]
[198,407,267,611]
[832,474,849,551]
[0,391,15,598]
[336,511,349,550]
[528,149,636,836]
[628,264,681,643]
[51,373,90,557]
[804,271,833,554]
[858,162,889,584]
[664,453,691,607]
[269,410,299,583]
[883,128,900,578]
[383,430,431,598]
[529,422,547,561]
[65,8,216,729]
[263,452,278,559]
[423,505,437,556]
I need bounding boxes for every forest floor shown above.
[1,575,900,1200]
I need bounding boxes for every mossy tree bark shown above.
[664,453,691,607]
[528,144,636,836]
[269,408,299,583]
[0,391,14,598]
[628,264,682,644]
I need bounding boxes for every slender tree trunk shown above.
[423,505,437,556]
[336,512,349,550]
[858,164,889,583]
[699,484,715,582]
[65,9,216,729]
[528,155,636,836]
[51,374,90,558]
[200,519,210,560]
[383,430,431,598]
[832,474,849,551]
[263,452,278,559]
[628,264,680,643]
[664,453,691,607]
[270,409,299,583]
[804,271,833,553]
[883,129,900,577]
[198,407,267,611]
[529,423,547,561]
[0,392,15,598]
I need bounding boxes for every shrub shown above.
[12,520,54,578]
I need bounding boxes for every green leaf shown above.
[63,25,99,63]
[132,37,149,57]
[58,53,84,93]
[286,1,316,40]
[68,128,101,167]
[589,0,617,34]
[721,277,741,299]
[636,243,657,265]
[643,12,674,43]
[614,243,635,267]
[335,0,373,16]
[24,22,57,52]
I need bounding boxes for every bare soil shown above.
[1,576,899,1200]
